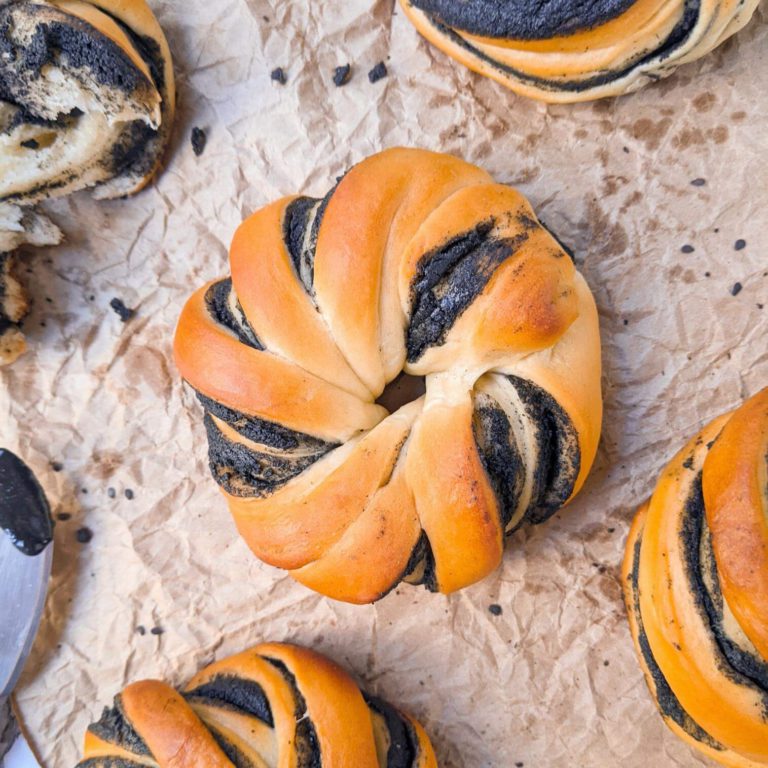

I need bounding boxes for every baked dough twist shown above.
[623,387,768,767]
[76,642,438,768]
[0,0,174,364]
[0,0,175,203]
[175,147,602,603]
[400,0,760,103]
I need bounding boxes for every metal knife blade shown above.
[0,449,54,699]
[3,733,40,767]
[0,532,52,697]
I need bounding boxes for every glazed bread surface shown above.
[174,147,602,603]
[623,387,768,767]
[400,0,760,102]
[76,641,438,768]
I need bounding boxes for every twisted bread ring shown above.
[76,642,437,768]
[623,387,768,767]
[400,0,760,103]
[0,0,175,204]
[175,148,602,603]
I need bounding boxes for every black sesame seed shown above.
[21,139,39,149]
[622,147,629,153]
[270,67,287,84]
[731,282,743,296]
[50,461,63,472]
[690,178,706,187]
[734,239,746,251]
[623,319,628,326]
[704,271,711,277]
[333,64,351,87]
[150,626,164,636]
[680,244,694,254]
[57,512,71,521]
[124,488,134,500]
[191,127,207,157]
[110,298,135,323]
[488,604,502,616]
[107,487,116,499]
[75,527,93,544]
[136,625,146,635]
[368,61,387,83]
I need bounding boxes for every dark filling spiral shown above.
[185,674,274,726]
[472,397,525,531]
[626,519,723,750]
[204,279,263,350]
[202,413,331,498]
[87,695,152,757]
[263,658,323,768]
[410,0,637,40]
[420,0,702,92]
[681,475,768,709]
[283,182,339,294]
[364,693,419,768]
[406,217,534,363]
[472,376,580,531]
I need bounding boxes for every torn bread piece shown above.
[0,0,175,203]
[0,203,61,365]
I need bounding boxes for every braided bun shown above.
[399,0,760,103]
[175,147,602,603]
[623,388,768,767]
[77,642,437,768]
[0,0,174,203]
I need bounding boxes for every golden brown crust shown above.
[121,681,233,768]
[174,147,602,602]
[399,0,760,103]
[702,388,768,659]
[623,388,768,766]
[77,642,436,768]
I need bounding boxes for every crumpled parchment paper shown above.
[2,1,767,766]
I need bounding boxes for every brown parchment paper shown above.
[3,1,767,766]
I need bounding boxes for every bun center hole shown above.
[375,372,427,413]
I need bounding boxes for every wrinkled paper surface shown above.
[3,2,767,765]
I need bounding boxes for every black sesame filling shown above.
[421,0,702,93]
[87,696,151,757]
[262,658,322,768]
[202,413,329,498]
[406,219,531,363]
[472,397,524,531]
[410,0,637,40]
[204,279,263,350]
[185,674,275,726]
[627,525,722,749]
[364,693,418,768]
[197,393,332,453]
[207,726,258,768]
[681,475,768,710]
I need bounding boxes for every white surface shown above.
[3,736,38,768]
